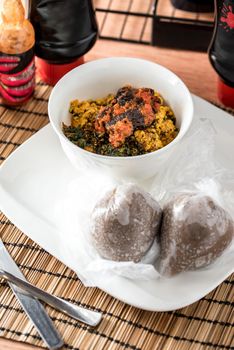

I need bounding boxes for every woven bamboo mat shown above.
[0,81,234,350]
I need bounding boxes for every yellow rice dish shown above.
[63,85,178,157]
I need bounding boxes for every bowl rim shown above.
[48,56,194,160]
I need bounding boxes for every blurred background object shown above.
[30,0,98,85]
[170,0,214,13]
[152,0,214,51]
[1,0,232,108]
[94,0,214,51]
[209,0,234,108]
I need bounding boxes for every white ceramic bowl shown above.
[48,57,194,180]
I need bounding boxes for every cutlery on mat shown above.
[0,239,64,350]
[0,240,102,327]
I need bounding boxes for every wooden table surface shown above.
[0,39,220,350]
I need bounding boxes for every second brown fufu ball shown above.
[158,193,234,276]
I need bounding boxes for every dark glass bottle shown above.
[30,0,98,85]
[171,0,214,12]
[208,0,234,108]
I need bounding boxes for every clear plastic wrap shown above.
[90,183,162,263]
[54,118,234,286]
[151,118,234,277]
[54,175,161,286]
[157,191,233,277]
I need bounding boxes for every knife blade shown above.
[0,239,64,350]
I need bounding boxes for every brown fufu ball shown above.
[90,184,162,262]
[159,193,234,276]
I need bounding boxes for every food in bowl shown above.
[62,85,178,157]
[48,57,194,179]
[158,193,234,277]
[90,184,162,262]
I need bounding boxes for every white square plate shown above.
[0,95,234,311]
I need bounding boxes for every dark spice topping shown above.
[117,89,135,106]
[106,109,145,129]
[95,85,157,147]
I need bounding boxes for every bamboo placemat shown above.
[0,81,234,350]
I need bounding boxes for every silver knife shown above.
[0,239,64,350]
[0,268,102,326]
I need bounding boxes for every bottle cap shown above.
[36,56,84,86]
[218,78,234,109]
